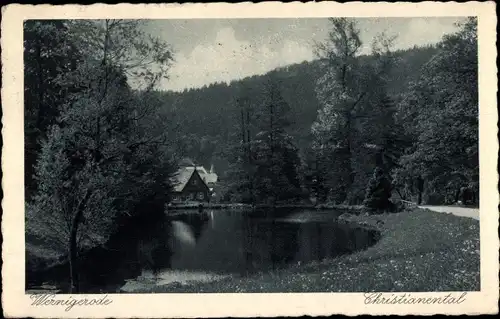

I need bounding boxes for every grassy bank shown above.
[136,208,480,293]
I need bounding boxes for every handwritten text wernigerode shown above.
[30,294,113,311]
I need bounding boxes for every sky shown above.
[143,17,467,92]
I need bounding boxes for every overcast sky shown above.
[143,17,467,91]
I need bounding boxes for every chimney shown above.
[210,164,214,174]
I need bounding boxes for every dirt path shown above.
[419,205,479,220]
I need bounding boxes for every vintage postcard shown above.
[1,1,498,317]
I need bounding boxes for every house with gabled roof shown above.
[170,165,211,203]
[170,158,219,202]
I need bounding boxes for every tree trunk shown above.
[416,176,424,205]
[454,188,461,203]
[461,187,471,205]
[68,190,92,293]
[270,215,276,270]
[345,114,355,204]
[35,40,45,130]
[246,109,254,205]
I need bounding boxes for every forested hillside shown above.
[146,18,477,206]
[151,45,438,173]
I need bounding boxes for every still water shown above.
[124,209,379,288]
[28,209,379,293]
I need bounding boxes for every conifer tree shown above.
[363,167,393,212]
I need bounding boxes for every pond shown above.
[27,208,380,293]
[119,208,379,292]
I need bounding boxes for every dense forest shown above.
[141,18,477,206]
[147,45,437,172]
[24,18,478,292]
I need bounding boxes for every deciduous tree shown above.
[27,19,175,292]
[395,17,478,205]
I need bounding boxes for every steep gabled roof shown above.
[197,166,218,184]
[196,166,208,175]
[171,166,212,192]
[203,172,218,184]
[171,167,196,192]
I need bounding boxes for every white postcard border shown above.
[2,2,498,317]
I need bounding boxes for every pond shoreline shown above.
[130,208,480,293]
[28,206,367,293]
[119,208,381,293]
[166,203,364,211]
[26,207,480,293]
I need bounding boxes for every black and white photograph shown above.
[1,2,498,318]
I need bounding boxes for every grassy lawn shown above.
[137,208,480,293]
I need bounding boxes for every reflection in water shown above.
[171,221,196,247]
[34,209,379,292]
[135,209,379,279]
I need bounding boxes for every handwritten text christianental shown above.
[30,294,113,311]
[364,292,468,305]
